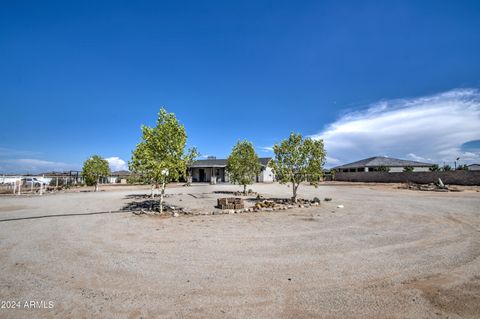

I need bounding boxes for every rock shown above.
[265,208,273,212]
[313,197,321,203]
[324,198,332,201]
[287,205,293,209]
[228,210,235,214]
[173,212,179,217]
[336,204,344,208]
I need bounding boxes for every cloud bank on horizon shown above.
[0,153,128,174]
[105,157,128,172]
[311,88,480,167]
[1,88,480,173]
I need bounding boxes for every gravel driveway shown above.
[0,183,479,318]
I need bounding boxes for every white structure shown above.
[467,164,480,171]
[258,164,275,182]
[333,156,434,173]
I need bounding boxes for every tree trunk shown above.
[243,184,247,195]
[95,178,99,192]
[159,177,166,214]
[150,184,155,199]
[291,182,298,203]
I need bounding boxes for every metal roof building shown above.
[333,156,433,172]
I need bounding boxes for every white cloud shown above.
[0,158,78,173]
[258,146,273,153]
[105,157,128,171]
[311,88,480,167]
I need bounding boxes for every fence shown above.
[334,171,480,186]
[0,174,85,195]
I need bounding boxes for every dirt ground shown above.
[0,182,479,318]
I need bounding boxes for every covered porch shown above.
[191,166,227,183]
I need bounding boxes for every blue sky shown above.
[1,0,480,173]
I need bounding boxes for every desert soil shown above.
[0,182,479,318]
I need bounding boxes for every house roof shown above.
[333,156,433,169]
[190,157,272,168]
[111,170,131,176]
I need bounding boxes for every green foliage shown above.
[377,165,390,172]
[126,172,148,184]
[81,155,111,189]
[403,166,414,172]
[184,147,199,184]
[129,108,195,185]
[226,140,261,194]
[429,164,440,171]
[456,164,468,171]
[269,132,326,202]
[129,108,197,212]
[330,169,337,180]
[442,165,452,171]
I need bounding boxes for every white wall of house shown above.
[258,166,274,182]
[105,176,118,184]
[412,167,431,172]
[388,167,430,172]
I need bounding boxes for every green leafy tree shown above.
[226,140,261,195]
[130,108,197,213]
[442,164,452,171]
[81,155,111,192]
[403,166,414,172]
[269,132,326,202]
[377,165,390,172]
[429,164,440,171]
[184,147,199,186]
[129,142,157,197]
[330,169,337,181]
[456,164,468,171]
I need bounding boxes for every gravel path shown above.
[0,183,479,318]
